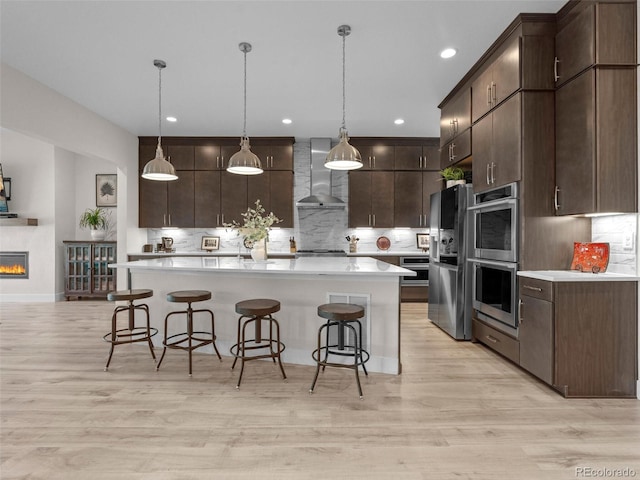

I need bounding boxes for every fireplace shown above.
[0,252,28,279]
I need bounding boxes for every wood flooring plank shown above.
[1,301,639,479]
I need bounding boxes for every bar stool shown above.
[230,298,286,388]
[156,290,222,376]
[310,303,369,399]
[103,289,157,371]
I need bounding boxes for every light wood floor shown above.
[1,301,639,479]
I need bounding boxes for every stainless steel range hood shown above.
[296,138,345,209]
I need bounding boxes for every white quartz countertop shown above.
[128,251,295,257]
[111,256,416,277]
[518,270,640,282]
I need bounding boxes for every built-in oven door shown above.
[469,198,518,263]
[469,258,518,328]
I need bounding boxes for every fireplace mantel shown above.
[0,218,38,226]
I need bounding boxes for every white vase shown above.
[446,180,456,188]
[454,179,466,186]
[90,229,106,241]
[250,238,267,262]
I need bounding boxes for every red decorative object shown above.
[570,242,609,273]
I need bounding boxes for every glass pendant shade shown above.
[325,128,363,170]
[227,136,263,175]
[142,145,178,181]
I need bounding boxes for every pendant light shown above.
[227,42,263,175]
[325,25,363,170]
[142,59,178,181]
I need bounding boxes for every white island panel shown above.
[110,256,412,374]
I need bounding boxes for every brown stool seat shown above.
[236,299,280,317]
[156,290,221,376]
[167,290,211,303]
[311,303,369,399]
[318,303,364,321]
[103,289,157,371]
[107,289,153,302]
[230,298,286,388]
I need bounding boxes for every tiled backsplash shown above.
[591,214,637,275]
[146,139,430,255]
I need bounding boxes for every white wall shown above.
[0,63,145,300]
[0,130,57,300]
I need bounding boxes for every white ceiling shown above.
[0,0,566,139]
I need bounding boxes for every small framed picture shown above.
[201,236,220,251]
[416,233,430,251]
[96,174,117,207]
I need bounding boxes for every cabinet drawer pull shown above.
[523,285,542,292]
[485,335,498,344]
[518,298,523,324]
[553,57,560,82]
[554,186,560,211]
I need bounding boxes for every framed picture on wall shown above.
[96,174,117,207]
[416,233,430,251]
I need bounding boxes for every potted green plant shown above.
[440,167,466,188]
[79,207,109,240]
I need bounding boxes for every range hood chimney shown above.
[296,138,346,208]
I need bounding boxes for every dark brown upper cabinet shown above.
[439,129,471,170]
[440,88,471,148]
[554,1,637,88]
[349,140,395,171]
[555,67,637,215]
[248,171,294,228]
[394,171,442,228]
[348,171,394,228]
[251,144,294,171]
[395,142,440,171]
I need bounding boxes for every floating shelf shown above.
[0,218,38,226]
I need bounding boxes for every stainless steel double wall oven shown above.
[468,183,519,329]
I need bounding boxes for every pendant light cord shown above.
[242,48,247,138]
[341,31,346,132]
[157,65,163,148]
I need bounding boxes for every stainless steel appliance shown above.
[399,257,429,285]
[467,182,518,263]
[428,184,473,340]
[469,258,518,328]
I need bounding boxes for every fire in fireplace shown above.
[0,252,28,279]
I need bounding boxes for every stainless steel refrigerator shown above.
[428,184,473,340]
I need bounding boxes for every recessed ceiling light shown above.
[282,118,292,124]
[440,48,457,59]
[166,116,177,122]
[394,118,405,125]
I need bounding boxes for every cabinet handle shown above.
[373,214,376,226]
[221,214,225,224]
[491,82,496,105]
[163,214,167,226]
[490,162,496,184]
[486,164,490,185]
[168,214,172,226]
[523,285,543,292]
[220,156,225,169]
[518,299,524,324]
[553,57,560,82]
[216,156,220,169]
[453,119,459,135]
[554,186,560,211]
[450,143,456,162]
[485,335,498,344]
[216,213,220,226]
[368,214,371,226]
[487,85,492,106]
[372,156,376,169]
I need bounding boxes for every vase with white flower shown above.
[225,200,281,261]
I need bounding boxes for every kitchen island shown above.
[109,256,414,374]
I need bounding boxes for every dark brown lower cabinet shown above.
[519,277,637,398]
